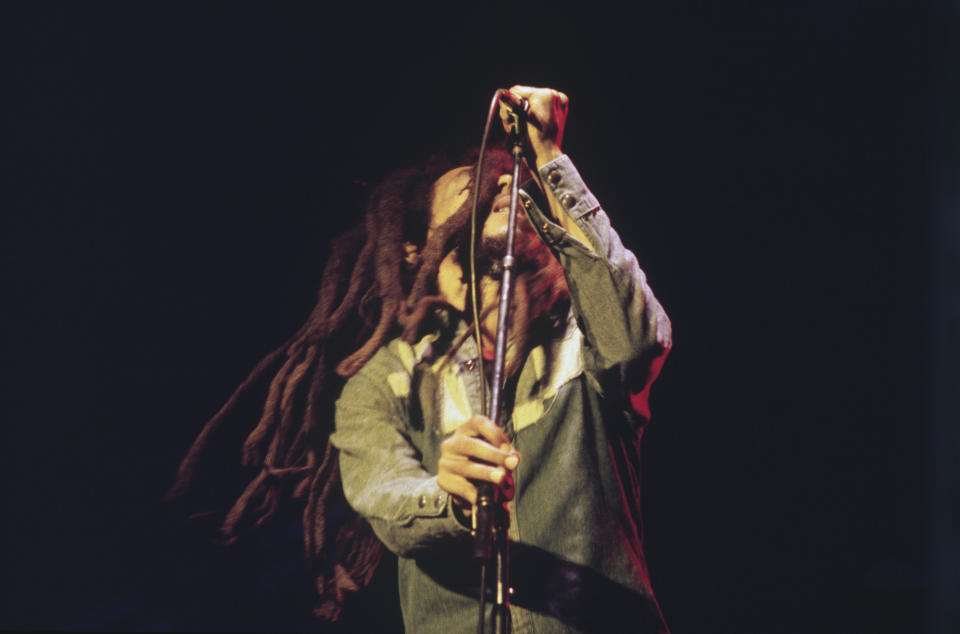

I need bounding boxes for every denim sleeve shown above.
[331,347,469,557]
[520,155,672,398]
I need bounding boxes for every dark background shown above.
[5,2,958,632]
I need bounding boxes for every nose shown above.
[497,174,512,193]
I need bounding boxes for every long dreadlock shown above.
[165,147,532,619]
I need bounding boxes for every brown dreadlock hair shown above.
[165,145,568,620]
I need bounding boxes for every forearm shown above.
[332,366,469,557]
[525,146,596,251]
[521,155,672,371]
[339,451,467,557]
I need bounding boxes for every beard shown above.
[478,230,507,273]
[477,214,549,278]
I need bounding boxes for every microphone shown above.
[498,89,530,116]
[498,89,541,133]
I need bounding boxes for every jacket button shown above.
[561,194,577,208]
[434,494,443,508]
[547,170,561,186]
[418,495,427,508]
[463,358,477,371]
[522,196,532,210]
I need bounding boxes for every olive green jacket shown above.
[332,155,671,633]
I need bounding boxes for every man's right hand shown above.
[437,415,521,509]
[499,85,568,171]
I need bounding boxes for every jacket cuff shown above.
[538,154,601,220]
[520,154,601,252]
[402,477,471,537]
[405,477,454,520]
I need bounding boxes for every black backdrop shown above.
[5,2,958,633]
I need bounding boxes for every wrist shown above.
[533,144,563,171]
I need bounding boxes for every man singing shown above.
[168,85,671,632]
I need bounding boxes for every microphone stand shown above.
[473,101,527,634]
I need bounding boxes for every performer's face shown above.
[429,163,559,351]
[428,165,513,313]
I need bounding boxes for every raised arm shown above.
[504,86,672,389]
